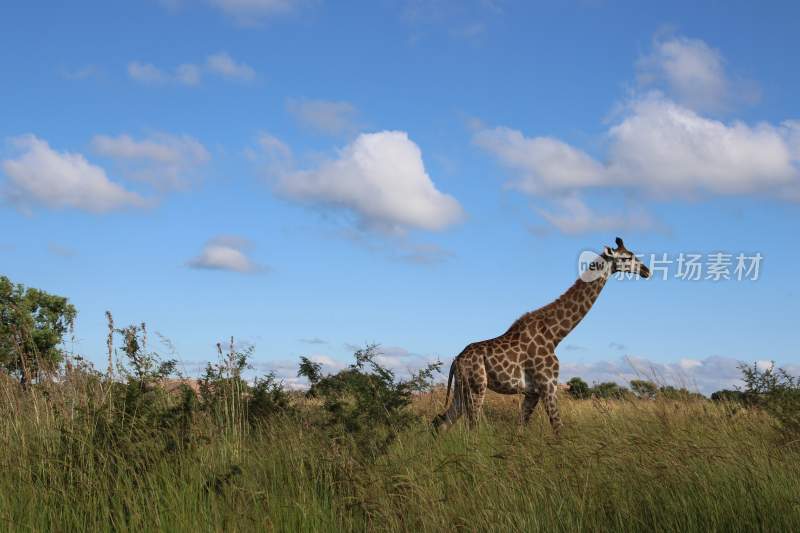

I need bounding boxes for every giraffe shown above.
[433,237,650,435]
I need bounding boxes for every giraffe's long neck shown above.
[538,273,610,346]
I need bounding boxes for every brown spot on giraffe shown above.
[433,238,651,435]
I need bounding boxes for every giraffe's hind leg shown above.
[433,358,486,431]
[520,391,540,424]
[433,383,464,431]
[463,357,487,428]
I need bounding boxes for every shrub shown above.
[200,339,291,429]
[298,344,440,457]
[711,389,746,403]
[630,379,658,400]
[739,361,800,436]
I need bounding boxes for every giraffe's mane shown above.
[505,277,583,333]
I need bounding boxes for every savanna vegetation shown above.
[2,275,799,532]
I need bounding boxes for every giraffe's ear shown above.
[615,237,625,249]
[603,246,613,257]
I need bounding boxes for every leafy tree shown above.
[590,381,629,399]
[0,275,76,386]
[658,385,704,401]
[567,377,590,399]
[630,379,658,400]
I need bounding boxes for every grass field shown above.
[2,372,799,533]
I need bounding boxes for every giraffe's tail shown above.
[443,358,457,408]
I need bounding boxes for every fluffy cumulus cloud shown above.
[474,34,800,233]
[187,236,264,273]
[286,98,360,137]
[2,135,146,213]
[91,132,210,190]
[127,52,255,86]
[478,96,800,201]
[277,131,464,233]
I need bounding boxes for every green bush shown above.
[739,361,800,436]
[298,344,440,457]
[630,379,658,400]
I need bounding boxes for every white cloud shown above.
[127,62,169,85]
[175,63,202,86]
[245,132,294,178]
[473,34,798,234]
[536,195,654,235]
[474,128,606,194]
[2,135,146,213]
[209,0,301,24]
[678,358,702,370]
[637,35,729,112]
[476,96,800,199]
[127,53,255,86]
[286,98,360,136]
[206,52,256,81]
[187,235,264,273]
[91,132,210,190]
[606,96,798,197]
[277,131,464,233]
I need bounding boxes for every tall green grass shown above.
[1,374,799,532]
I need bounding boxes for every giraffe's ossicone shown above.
[433,237,650,435]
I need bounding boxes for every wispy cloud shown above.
[209,0,306,25]
[636,33,759,113]
[299,337,328,345]
[91,132,210,190]
[47,242,76,258]
[127,52,256,86]
[286,98,361,137]
[60,65,100,81]
[206,52,256,81]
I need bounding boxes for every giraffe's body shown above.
[434,238,650,434]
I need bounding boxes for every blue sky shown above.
[1,0,798,393]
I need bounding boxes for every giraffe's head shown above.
[602,237,650,278]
